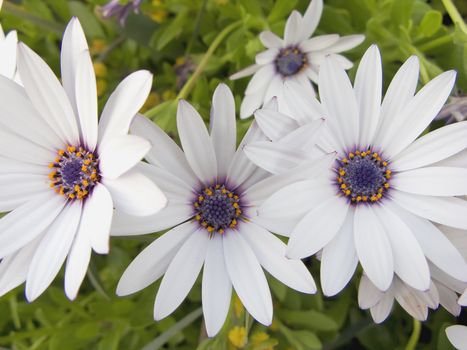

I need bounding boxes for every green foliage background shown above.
[0,0,466,349]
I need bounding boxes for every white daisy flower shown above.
[0,18,166,302]
[230,0,364,119]
[244,45,467,297]
[113,84,320,337]
[446,325,467,350]
[0,23,20,82]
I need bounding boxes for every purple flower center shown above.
[275,47,306,77]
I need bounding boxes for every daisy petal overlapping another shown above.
[244,44,467,318]
[0,17,167,302]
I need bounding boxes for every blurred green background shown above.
[0,0,466,349]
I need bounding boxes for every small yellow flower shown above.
[93,62,108,78]
[96,79,107,97]
[150,10,168,23]
[251,331,269,344]
[90,39,106,55]
[228,326,247,348]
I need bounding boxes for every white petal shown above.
[437,283,461,316]
[223,231,272,326]
[98,70,153,148]
[104,170,167,216]
[287,196,349,259]
[392,167,467,196]
[130,114,198,188]
[321,211,358,296]
[354,205,394,291]
[210,84,236,179]
[0,77,62,150]
[245,65,275,95]
[0,30,17,79]
[446,325,467,350]
[0,236,41,297]
[0,192,66,258]
[390,190,467,229]
[111,203,193,236]
[100,134,151,180]
[319,55,359,149]
[391,121,467,171]
[202,234,232,337]
[255,49,278,65]
[300,34,339,52]
[358,274,384,309]
[386,202,467,282]
[241,222,316,294]
[375,204,430,291]
[331,54,354,70]
[370,288,394,323]
[259,31,283,49]
[117,221,197,296]
[284,11,302,45]
[374,56,419,147]
[240,89,265,119]
[283,79,325,125]
[177,100,217,183]
[393,278,428,321]
[299,0,323,40]
[354,45,382,147]
[254,108,299,142]
[61,17,89,117]
[382,70,457,158]
[75,50,98,150]
[0,156,47,175]
[17,43,79,145]
[278,118,325,151]
[459,289,467,306]
[230,64,261,80]
[0,174,49,212]
[64,227,91,300]
[80,184,113,254]
[154,230,208,320]
[325,35,365,53]
[25,201,82,301]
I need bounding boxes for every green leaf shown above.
[417,10,442,37]
[267,0,298,23]
[277,309,339,331]
[293,330,322,349]
[390,0,415,29]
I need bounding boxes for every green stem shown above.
[405,318,421,350]
[141,307,203,350]
[418,33,453,52]
[185,0,208,56]
[322,319,374,350]
[2,2,63,35]
[441,0,467,33]
[87,263,110,301]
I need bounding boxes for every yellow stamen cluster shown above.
[48,145,99,200]
[336,149,391,204]
[194,184,242,234]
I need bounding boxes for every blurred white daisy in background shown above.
[0,17,166,302]
[244,45,467,297]
[113,84,326,337]
[0,22,20,83]
[446,325,467,350]
[358,225,467,323]
[230,0,364,119]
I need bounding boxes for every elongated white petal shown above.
[278,118,325,151]
[459,289,467,306]
[284,11,302,45]
[223,231,272,326]
[154,230,209,320]
[383,71,457,158]
[283,79,325,124]
[321,210,358,296]
[17,43,79,145]
[390,190,467,229]
[0,192,66,258]
[259,31,283,49]
[61,17,89,117]
[0,30,17,79]
[437,283,461,316]
[254,108,299,142]
[325,35,365,53]
[354,205,394,291]
[0,156,47,175]
[80,184,113,254]
[26,201,82,301]
[210,84,236,179]
[0,76,62,150]
[230,64,261,80]
[392,167,467,196]
[64,227,91,300]
[375,204,430,291]
[394,278,428,321]
[299,0,323,40]
[355,45,382,147]
[117,221,197,296]
[0,174,49,212]
[240,89,265,119]
[386,202,467,282]
[130,114,198,188]
[241,222,316,293]
[246,65,275,95]
[375,56,419,146]
[287,196,349,259]
[358,274,384,309]
[370,290,394,323]
[202,234,232,337]
[319,55,359,149]
[391,121,467,171]
[0,236,42,297]
[104,170,167,216]
[177,100,217,183]
[100,134,151,180]
[75,50,98,150]
[446,325,467,350]
[300,34,339,52]
[98,70,153,147]
[255,49,278,65]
